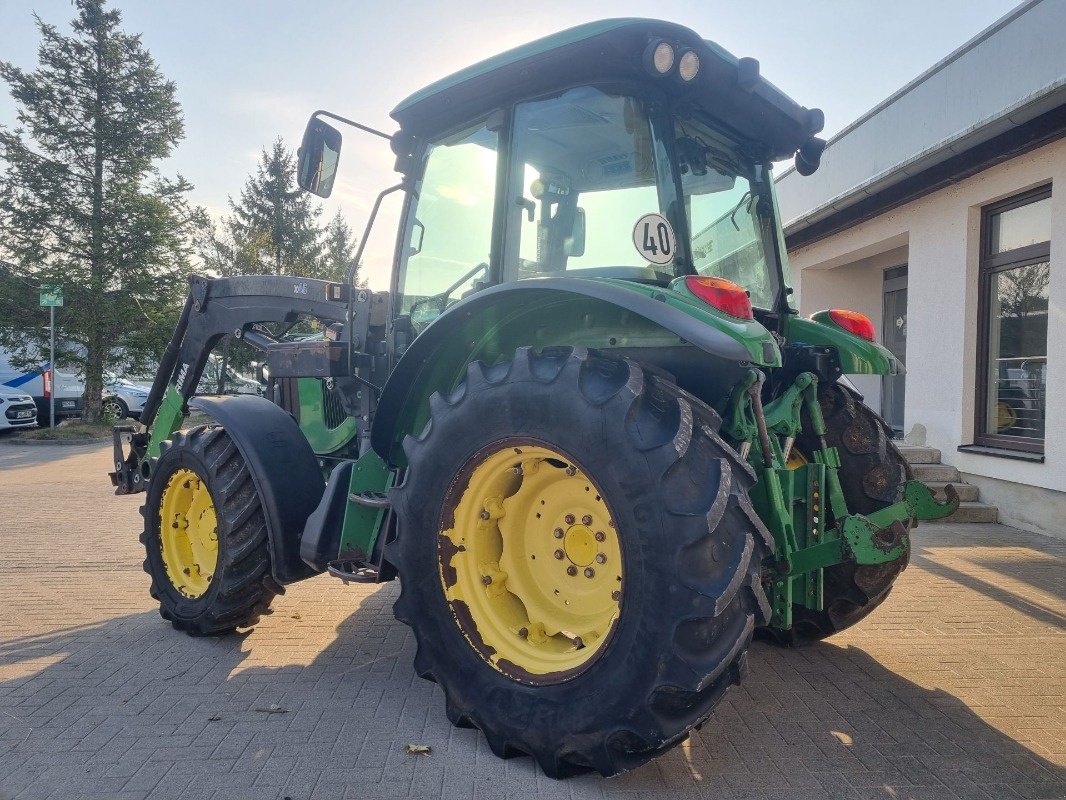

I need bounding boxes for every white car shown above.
[0,384,38,430]
[103,373,151,420]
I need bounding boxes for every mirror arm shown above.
[346,180,409,391]
[311,109,392,141]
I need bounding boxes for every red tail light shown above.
[685,276,753,320]
[827,309,876,341]
[42,368,52,398]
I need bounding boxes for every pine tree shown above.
[0,0,195,423]
[315,211,359,284]
[225,138,322,276]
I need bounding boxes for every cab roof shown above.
[390,18,823,162]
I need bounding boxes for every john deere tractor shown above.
[110,19,958,778]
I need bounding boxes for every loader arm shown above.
[110,273,364,494]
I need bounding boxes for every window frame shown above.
[974,184,1052,453]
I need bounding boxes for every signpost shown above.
[40,285,63,428]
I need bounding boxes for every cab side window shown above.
[395,123,499,330]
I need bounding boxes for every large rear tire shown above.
[388,347,773,777]
[788,382,913,642]
[140,425,281,636]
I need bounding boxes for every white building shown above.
[775,0,1066,535]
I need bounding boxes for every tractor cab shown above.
[299,19,826,342]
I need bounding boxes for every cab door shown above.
[392,121,503,343]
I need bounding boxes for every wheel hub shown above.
[438,441,623,684]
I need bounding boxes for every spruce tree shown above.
[316,211,359,284]
[226,138,322,276]
[0,0,194,423]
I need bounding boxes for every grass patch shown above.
[15,419,113,441]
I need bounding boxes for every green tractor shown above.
[110,19,958,777]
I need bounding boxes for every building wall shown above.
[776,0,1066,233]
[787,137,1066,533]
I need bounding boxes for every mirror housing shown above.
[297,117,343,197]
[795,137,826,177]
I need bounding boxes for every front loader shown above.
[109,19,958,778]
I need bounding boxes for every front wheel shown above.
[389,347,772,777]
[140,425,281,635]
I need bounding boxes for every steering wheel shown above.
[409,262,489,320]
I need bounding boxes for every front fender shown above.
[371,277,781,465]
[191,394,324,583]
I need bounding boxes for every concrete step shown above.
[925,481,979,502]
[911,463,960,482]
[897,445,942,465]
[942,501,999,524]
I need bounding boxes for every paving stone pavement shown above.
[0,440,1063,800]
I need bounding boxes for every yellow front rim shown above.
[159,468,219,599]
[439,441,623,684]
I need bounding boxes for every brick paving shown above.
[0,439,1063,800]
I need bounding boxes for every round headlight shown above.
[644,39,675,76]
[678,49,700,82]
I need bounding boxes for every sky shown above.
[0,0,1024,289]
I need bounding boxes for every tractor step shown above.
[349,491,391,509]
[327,559,382,584]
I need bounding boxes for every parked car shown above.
[0,347,84,424]
[196,354,262,396]
[0,383,38,431]
[103,372,150,420]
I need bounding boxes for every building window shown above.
[976,185,1052,452]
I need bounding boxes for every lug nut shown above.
[584,567,595,578]
[512,465,523,475]
[567,565,578,576]
[581,515,592,526]
[481,575,492,585]
[611,590,621,601]
[518,627,528,638]
[479,509,490,520]
[595,553,606,564]
[564,514,575,525]
[565,466,576,476]
[594,530,606,542]
[554,549,565,560]
[553,528,564,539]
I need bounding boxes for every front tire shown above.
[389,347,772,777]
[140,425,280,635]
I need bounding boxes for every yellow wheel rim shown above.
[439,441,623,685]
[158,468,219,598]
[996,400,1017,432]
[786,447,807,470]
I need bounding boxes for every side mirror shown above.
[565,207,586,257]
[297,117,343,197]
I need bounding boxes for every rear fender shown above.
[785,315,903,376]
[372,277,781,465]
[191,395,324,584]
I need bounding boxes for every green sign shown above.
[40,285,63,307]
